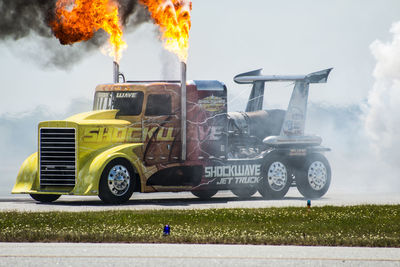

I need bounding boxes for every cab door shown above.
[142,92,181,166]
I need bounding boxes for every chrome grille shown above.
[40,128,76,187]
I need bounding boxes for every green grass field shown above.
[0,205,399,246]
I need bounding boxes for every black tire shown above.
[98,158,136,204]
[30,194,61,203]
[295,153,331,199]
[258,152,292,199]
[191,190,218,199]
[231,186,257,199]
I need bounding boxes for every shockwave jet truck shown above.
[13,65,332,204]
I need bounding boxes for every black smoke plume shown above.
[0,0,150,69]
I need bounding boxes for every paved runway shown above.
[1,191,399,266]
[0,243,399,266]
[1,189,399,212]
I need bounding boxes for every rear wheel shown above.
[191,190,218,199]
[30,194,60,203]
[295,153,331,199]
[258,153,292,199]
[99,159,136,204]
[231,186,257,199]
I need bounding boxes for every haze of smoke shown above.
[306,104,378,193]
[0,0,150,69]
[0,97,397,196]
[0,98,92,196]
[366,21,400,167]
[304,22,400,193]
[160,48,179,80]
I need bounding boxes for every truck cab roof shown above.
[95,80,226,93]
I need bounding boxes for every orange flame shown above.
[140,0,192,62]
[51,0,127,62]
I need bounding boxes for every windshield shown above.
[93,91,144,116]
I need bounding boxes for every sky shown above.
[0,0,400,196]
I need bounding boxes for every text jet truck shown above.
[13,68,333,203]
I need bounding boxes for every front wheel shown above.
[30,194,61,203]
[98,159,136,204]
[258,153,292,199]
[295,153,331,199]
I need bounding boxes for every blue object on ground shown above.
[163,225,170,235]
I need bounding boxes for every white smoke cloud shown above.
[305,21,400,194]
[305,22,400,194]
[365,21,400,168]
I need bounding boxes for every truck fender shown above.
[12,152,39,194]
[76,144,144,195]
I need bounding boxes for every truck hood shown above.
[64,110,130,126]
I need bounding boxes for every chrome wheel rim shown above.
[307,161,327,191]
[267,161,287,191]
[107,165,130,196]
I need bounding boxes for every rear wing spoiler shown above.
[234,68,333,136]
[234,68,332,84]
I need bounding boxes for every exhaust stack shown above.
[113,61,119,83]
[181,62,187,161]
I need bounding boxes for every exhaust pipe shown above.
[113,61,119,83]
[181,62,187,161]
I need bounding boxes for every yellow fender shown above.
[73,143,145,195]
[12,144,145,196]
[12,153,39,194]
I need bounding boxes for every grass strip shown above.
[0,205,399,247]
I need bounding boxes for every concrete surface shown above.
[0,243,399,266]
[1,189,399,212]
